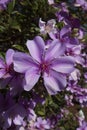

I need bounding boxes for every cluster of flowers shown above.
[48,0,87,10]
[0,0,87,130]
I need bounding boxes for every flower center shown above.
[6,64,14,74]
[60,38,65,43]
[40,61,50,74]
[41,63,48,72]
[6,63,19,76]
[45,25,51,33]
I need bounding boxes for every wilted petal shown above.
[47,19,56,28]
[48,0,54,5]
[43,70,66,95]
[39,18,46,34]
[26,36,45,62]
[6,49,15,66]
[24,68,40,91]
[45,39,65,61]
[51,56,75,74]
[39,18,45,28]
[13,52,38,73]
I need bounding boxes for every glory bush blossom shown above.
[0,49,15,78]
[13,36,75,95]
[0,49,24,95]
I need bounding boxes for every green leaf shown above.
[7,0,15,14]
[12,44,25,52]
[11,24,21,32]
[37,110,45,116]
[9,19,21,32]
[0,25,5,32]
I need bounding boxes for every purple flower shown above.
[75,0,87,10]
[0,49,15,78]
[0,92,15,114]
[56,11,80,28]
[55,2,69,14]
[0,49,24,95]
[0,0,12,10]
[20,99,37,122]
[66,81,87,107]
[65,95,74,106]
[34,117,50,130]
[49,115,61,128]
[3,104,26,129]
[49,25,79,46]
[13,36,75,95]
[0,92,26,129]
[4,124,21,130]
[39,18,57,35]
[65,45,84,65]
[76,121,87,130]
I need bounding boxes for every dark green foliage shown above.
[0,0,55,51]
